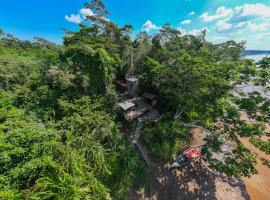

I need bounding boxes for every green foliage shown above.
[0,97,111,199]
[138,48,238,125]
[234,58,270,123]
[63,44,118,103]
[236,121,265,137]
[214,40,246,61]
[1,1,270,197]
[57,96,121,176]
[142,114,189,161]
[138,41,263,171]
[250,137,270,154]
[256,57,270,86]
[209,145,257,177]
[260,158,270,168]
[0,7,142,197]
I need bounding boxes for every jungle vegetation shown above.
[0,0,270,199]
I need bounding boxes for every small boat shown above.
[170,145,203,168]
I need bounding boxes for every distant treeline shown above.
[245,50,270,55]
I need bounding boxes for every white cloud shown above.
[214,18,269,32]
[228,3,270,24]
[181,19,191,25]
[215,19,232,31]
[142,20,159,33]
[201,3,270,24]
[189,11,195,16]
[176,27,187,35]
[200,6,232,22]
[189,27,211,35]
[65,8,109,24]
[255,32,270,40]
[65,8,92,24]
[248,22,269,31]
[175,26,210,36]
[200,3,270,49]
[203,3,270,33]
[208,35,227,44]
[232,30,243,35]
[233,22,248,28]
[100,16,110,22]
[80,8,109,21]
[65,14,81,24]
[234,3,270,19]
[80,8,94,17]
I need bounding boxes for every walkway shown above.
[132,120,153,168]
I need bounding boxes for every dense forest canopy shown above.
[0,1,270,199]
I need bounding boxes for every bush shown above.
[250,137,270,154]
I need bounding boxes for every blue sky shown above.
[1,0,270,49]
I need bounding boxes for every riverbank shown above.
[240,127,270,199]
[127,128,250,200]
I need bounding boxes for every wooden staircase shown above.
[132,121,144,143]
[132,121,153,168]
[134,140,153,167]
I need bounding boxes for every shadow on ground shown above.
[127,161,250,200]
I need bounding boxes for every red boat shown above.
[171,145,203,168]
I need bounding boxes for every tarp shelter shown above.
[143,92,157,107]
[143,92,155,100]
[118,101,135,111]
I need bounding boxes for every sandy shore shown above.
[239,113,270,200]
[240,137,270,200]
